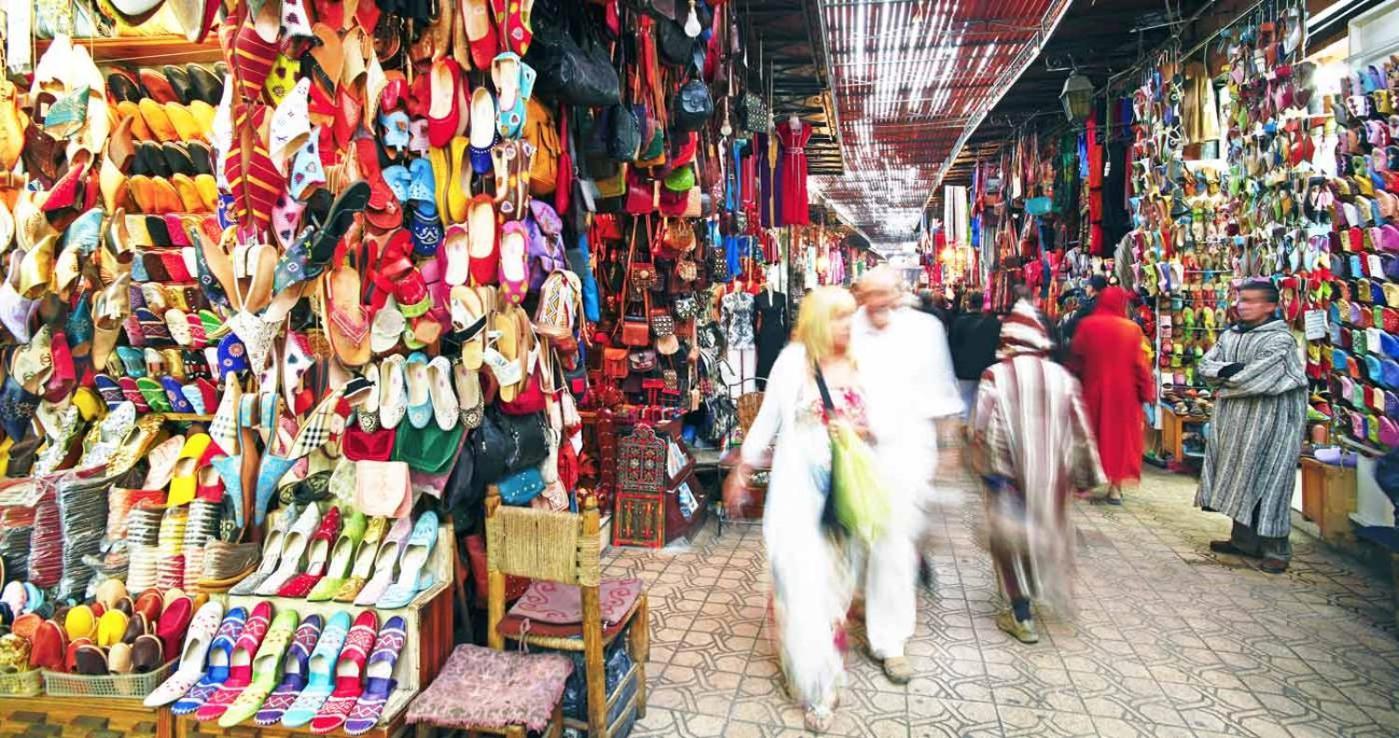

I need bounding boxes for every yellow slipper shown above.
[167,433,212,506]
[447,135,470,223]
[96,609,129,648]
[171,174,204,212]
[65,604,97,641]
[194,174,220,212]
[165,103,202,142]
[187,100,216,138]
[138,98,178,143]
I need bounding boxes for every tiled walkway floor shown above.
[606,460,1399,737]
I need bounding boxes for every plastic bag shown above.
[829,422,889,543]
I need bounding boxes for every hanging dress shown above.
[754,290,787,381]
[776,121,813,226]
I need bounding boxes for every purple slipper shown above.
[171,607,248,716]
[342,616,406,736]
[255,614,323,726]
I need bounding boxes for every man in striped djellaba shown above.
[1197,280,1307,574]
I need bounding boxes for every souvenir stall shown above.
[0,0,747,732]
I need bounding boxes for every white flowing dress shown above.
[740,344,861,711]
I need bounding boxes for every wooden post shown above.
[486,486,506,651]
[582,496,608,737]
[630,592,650,719]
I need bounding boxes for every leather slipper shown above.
[132,633,164,673]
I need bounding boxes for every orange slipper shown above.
[127,174,156,213]
[171,174,204,212]
[165,103,202,142]
[117,101,153,141]
[151,178,184,214]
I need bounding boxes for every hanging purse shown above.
[738,91,770,134]
[657,19,695,67]
[498,467,546,506]
[355,460,413,519]
[607,104,642,161]
[628,349,657,372]
[603,346,630,378]
[672,79,714,132]
[621,313,651,347]
[526,7,622,107]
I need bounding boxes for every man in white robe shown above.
[851,267,964,683]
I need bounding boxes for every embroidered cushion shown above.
[507,578,643,626]
[406,644,572,733]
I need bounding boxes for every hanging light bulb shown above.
[684,0,702,37]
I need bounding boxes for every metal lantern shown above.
[1060,71,1094,124]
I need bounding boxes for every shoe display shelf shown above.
[174,524,457,738]
[0,693,172,738]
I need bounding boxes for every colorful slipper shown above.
[255,614,324,726]
[307,610,377,734]
[342,616,406,735]
[170,606,247,716]
[219,608,300,727]
[280,610,351,728]
[146,600,225,707]
[195,600,273,721]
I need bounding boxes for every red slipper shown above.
[426,59,464,149]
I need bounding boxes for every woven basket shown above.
[42,659,174,699]
[0,668,41,697]
[736,392,764,434]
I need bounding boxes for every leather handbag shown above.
[621,315,651,347]
[738,92,770,134]
[672,80,714,131]
[602,346,630,379]
[624,174,660,215]
[526,10,621,107]
[355,460,413,518]
[502,411,550,474]
[525,99,562,195]
[628,349,657,372]
[608,104,642,161]
[657,19,695,67]
[498,467,546,506]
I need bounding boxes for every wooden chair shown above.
[486,489,649,738]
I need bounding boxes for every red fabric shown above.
[775,122,812,226]
[1069,287,1155,485]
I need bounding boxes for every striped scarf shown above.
[997,299,1055,360]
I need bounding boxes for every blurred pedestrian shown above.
[949,291,1002,421]
[851,267,963,683]
[1197,281,1307,574]
[723,286,865,733]
[1061,274,1108,345]
[1070,286,1155,504]
[971,299,1106,644]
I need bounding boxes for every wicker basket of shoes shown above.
[0,668,42,697]
[42,659,174,699]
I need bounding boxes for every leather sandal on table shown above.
[377,511,439,609]
[333,516,389,603]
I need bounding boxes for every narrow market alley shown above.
[618,463,1399,738]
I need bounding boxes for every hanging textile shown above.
[776,119,812,226]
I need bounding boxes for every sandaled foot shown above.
[881,655,913,685]
[1208,540,1261,558]
[1106,487,1123,505]
[803,707,834,733]
[995,612,1039,644]
[1260,558,1288,574]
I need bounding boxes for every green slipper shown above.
[307,510,368,602]
[218,608,300,728]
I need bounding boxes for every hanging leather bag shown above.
[526,6,621,107]
[672,79,714,132]
[657,19,695,67]
[607,104,642,161]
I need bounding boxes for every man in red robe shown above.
[1069,286,1155,503]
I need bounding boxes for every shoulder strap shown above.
[812,363,834,411]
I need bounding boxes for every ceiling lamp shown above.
[1060,70,1094,125]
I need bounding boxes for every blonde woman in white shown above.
[723,286,868,733]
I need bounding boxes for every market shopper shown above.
[850,267,963,683]
[971,299,1105,644]
[722,287,865,733]
[948,292,1002,421]
[1069,286,1155,504]
[1061,274,1108,345]
[1196,281,1307,574]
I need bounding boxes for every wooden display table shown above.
[1300,457,1357,542]
[1160,407,1208,465]
[172,711,409,738]
[0,695,170,738]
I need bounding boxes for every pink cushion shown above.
[508,578,643,626]
[406,644,573,733]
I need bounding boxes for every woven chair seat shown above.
[407,644,573,733]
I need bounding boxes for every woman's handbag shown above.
[526,9,621,107]
[671,79,714,132]
[813,366,889,542]
[498,467,546,506]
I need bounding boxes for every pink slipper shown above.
[498,220,529,305]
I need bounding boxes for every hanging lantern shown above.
[1060,71,1094,125]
